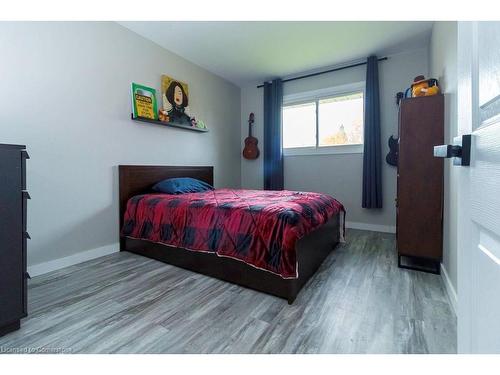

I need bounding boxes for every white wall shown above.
[430,21,458,302]
[0,22,241,269]
[241,49,429,229]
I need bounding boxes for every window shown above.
[282,102,316,148]
[282,82,365,155]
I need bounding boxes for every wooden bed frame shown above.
[119,165,341,304]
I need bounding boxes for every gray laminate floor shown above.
[0,230,456,354]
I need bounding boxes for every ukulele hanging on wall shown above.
[242,113,260,160]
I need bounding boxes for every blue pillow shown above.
[152,177,214,194]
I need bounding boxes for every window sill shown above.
[283,144,364,156]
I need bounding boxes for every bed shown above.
[119,165,345,304]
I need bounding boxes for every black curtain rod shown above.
[257,56,388,88]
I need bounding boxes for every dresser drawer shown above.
[22,235,28,317]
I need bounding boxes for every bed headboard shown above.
[118,165,214,244]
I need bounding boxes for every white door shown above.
[457,21,500,353]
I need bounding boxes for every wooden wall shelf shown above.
[131,114,209,132]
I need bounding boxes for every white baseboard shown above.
[440,263,458,316]
[345,221,396,234]
[28,243,120,277]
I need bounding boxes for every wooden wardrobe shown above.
[396,95,444,274]
[0,144,29,336]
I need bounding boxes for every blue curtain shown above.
[264,79,284,190]
[362,56,383,208]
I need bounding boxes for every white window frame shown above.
[282,81,365,156]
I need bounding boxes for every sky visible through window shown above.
[282,102,316,148]
[283,92,364,149]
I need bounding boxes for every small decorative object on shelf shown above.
[189,117,207,129]
[158,109,170,122]
[195,119,207,130]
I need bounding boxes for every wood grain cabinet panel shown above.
[397,95,444,273]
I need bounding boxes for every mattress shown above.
[121,189,345,278]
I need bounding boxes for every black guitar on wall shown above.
[385,92,403,167]
[386,135,399,166]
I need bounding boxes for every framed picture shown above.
[161,75,191,126]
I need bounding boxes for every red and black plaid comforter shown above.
[121,189,345,278]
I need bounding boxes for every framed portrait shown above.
[161,75,192,126]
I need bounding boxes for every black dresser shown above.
[0,144,29,336]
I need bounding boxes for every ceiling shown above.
[119,21,433,87]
